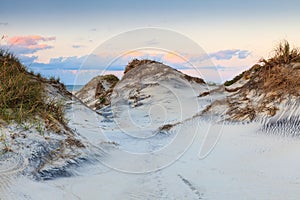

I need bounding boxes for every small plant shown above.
[36,72,42,79]
[46,99,66,124]
[29,70,35,75]
[0,131,5,144]
[22,123,31,131]
[49,76,61,84]
[49,76,56,83]
[99,96,106,104]
[0,131,12,153]
[36,121,45,136]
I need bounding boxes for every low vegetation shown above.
[0,50,66,128]
[243,41,300,97]
[49,76,61,84]
[224,71,245,86]
[124,59,161,74]
[224,40,300,87]
[222,41,300,121]
[260,40,300,66]
[102,74,119,85]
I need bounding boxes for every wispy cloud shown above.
[72,45,85,48]
[0,22,8,26]
[209,49,251,60]
[237,50,251,59]
[144,39,160,46]
[8,44,53,55]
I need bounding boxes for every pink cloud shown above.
[123,50,187,64]
[8,35,56,46]
[125,51,145,58]
[163,52,186,64]
[5,35,56,55]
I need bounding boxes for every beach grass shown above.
[0,50,66,128]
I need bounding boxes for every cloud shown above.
[26,48,251,72]
[9,35,55,46]
[90,28,97,32]
[163,52,186,64]
[3,35,56,55]
[18,55,38,65]
[9,44,53,55]
[26,50,253,85]
[27,51,172,71]
[209,49,251,60]
[144,39,160,46]
[29,54,111,71]
[0,22,8,26]
[25,48,252,85]
[209,50,239,60]
[27,50,202,72]
[237,50,251,59]
[197,65,226,70]
[72,45,85,48]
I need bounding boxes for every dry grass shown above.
[94,75,119,109]
[102,74,119,84]
[225,41,300,120]
[223,41,300,95]
[242,42,300,98]
[183,74,205,84]
[224,41,300,87]
[204,41,300,121]
[124,59,161,74]
[260,40,300,66]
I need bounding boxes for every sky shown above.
[1,0,300,84]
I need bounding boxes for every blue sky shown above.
[1,0,300,84]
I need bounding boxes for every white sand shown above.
[9,120,300,200]
[6,81,300,200]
